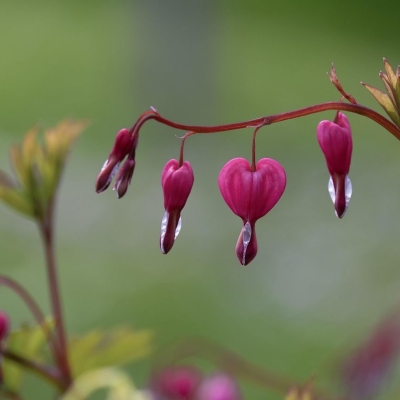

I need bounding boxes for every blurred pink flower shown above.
[197,374,242,400]
[150,365,202,400]
[341,315,400,399]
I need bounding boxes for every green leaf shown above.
[380,72,399,109]
[69,327,154,378]
[363,83,400,127]
[61,367,150,400]
[1,121,87,222]
[2,320,54,392]
[383,58,397,87]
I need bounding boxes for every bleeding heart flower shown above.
[160,159,194,254]
[95,129,135,193]
[317,112,353,218]
[150,365,202,400]
[218,158,286,265]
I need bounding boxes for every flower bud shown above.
[197,374,242,400]
[95,129,134,193]
[150,366,202,400]
[0,311,10,386]
[317,112,353,218]
[160,160,194,254]
[0,311,9,342]
[218,158,286,265]
[113,158,135,199]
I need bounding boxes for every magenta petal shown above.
[160,159,194,254]
[317,112,352,176]
[162,160,194,212]
[218,157,286,265]
[218,158,286,222]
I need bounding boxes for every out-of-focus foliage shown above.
[61,367,150,400]
[2,320,54,392]
[0,121,86,219]
[69,327,154,378]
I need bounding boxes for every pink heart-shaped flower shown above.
[218,158,286,265]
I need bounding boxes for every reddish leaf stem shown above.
[38,201,72,389]
[0,274,61,369]
[1,348,63,390]
[0,275,48,339]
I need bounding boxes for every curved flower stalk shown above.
[317,112,353,218]
[160,159,194,254]
[218,158,286,265]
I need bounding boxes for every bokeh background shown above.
[1,0,400,398]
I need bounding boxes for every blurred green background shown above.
[1,0,400,398]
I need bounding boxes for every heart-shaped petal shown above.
[218,157,286,224]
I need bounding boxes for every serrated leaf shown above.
[69,327,154,378]
[2,320,54,392]
[363,83,400,127]
[61,367,150,400]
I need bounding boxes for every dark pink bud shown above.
[317,112,353,218]
[95,129,134,193]
[113,158,135,199]
[341,315,400,399]
[0,311,10,385]
[160,159,194,254]
[0,311,9,341]
[150,366,202,400]
[197,374,242,400]
[218,158,286,265]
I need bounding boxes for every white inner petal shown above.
[345,175,352,206]
[242,221,252,265]
[100,159,109,172]
[160,211,182,254]
[328,175,352,217]
[160,211,168,254]
[108,162,120,189]
[175,216,182,239]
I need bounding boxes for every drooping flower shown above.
[317,112,353,218]
[95,129,135,193]
[197,374,242,400]
[218,158,286,266]
[160,159,194,254]
[150,365,202,400]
